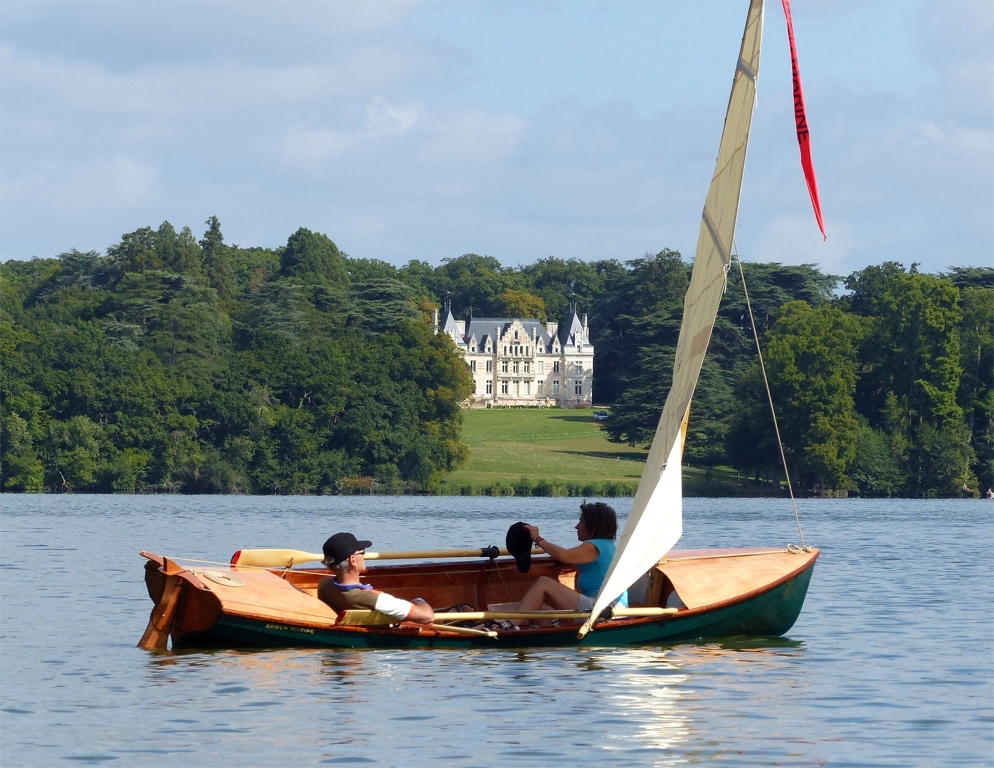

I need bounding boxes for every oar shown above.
[230,546,541,568]
[432,607,677,622]
[427,623,497,639]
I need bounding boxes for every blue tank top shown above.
[576,538,629,607]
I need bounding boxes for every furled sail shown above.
[580,0,765,638]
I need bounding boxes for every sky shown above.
[1,0,991,279]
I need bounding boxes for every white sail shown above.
[580,0,765,638]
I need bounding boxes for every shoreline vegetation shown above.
[2,219,991,498]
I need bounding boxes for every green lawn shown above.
[445,408,647,488]
[439,407,765,497]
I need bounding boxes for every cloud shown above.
[753,215,853,276]
[3,155,157,215]
[0,2,989,275]
[918,0,994,120]
[0,45,417,118]
[278,97,526,176]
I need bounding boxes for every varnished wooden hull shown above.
[141,547,818,650]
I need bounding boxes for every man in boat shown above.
[317,532,435,624]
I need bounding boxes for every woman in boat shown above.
[515,502,628,617]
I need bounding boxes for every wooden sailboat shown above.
[139,0,819,651]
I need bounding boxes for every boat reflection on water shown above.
[590,648,691,758]
[587,639,808,764]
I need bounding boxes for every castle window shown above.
[574,361,582,374]
[486,380,493,394]
[575,380,583,395]
[501,381,508,394]
[514,330,519,340]
[524,381,530,395]
[512,360,519,374]
[486,360,493,372]
[501,360,508,373]
[514,381,520,396]
[537,361,545,374]
[523,361,530,374]
[553,361,560,373]
[537,380,544,395]
[552,380,560,395]
[470,360,477,372]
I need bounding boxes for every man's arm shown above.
[373,592,434,625]
[406,598,434,624]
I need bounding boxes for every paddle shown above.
[230,546,542,568]
[427,623,497,639]
[432,607,677,622]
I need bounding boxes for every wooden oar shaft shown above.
[231,546,542,568]
[432,607,677,622]
[367,548,528,561]
[427,623,497,638]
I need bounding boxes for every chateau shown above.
[438,307,594,408]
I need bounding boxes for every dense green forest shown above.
[1,217,991,497]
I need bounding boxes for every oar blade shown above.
[230,549,324,567]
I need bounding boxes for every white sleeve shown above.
[373,591,414,620]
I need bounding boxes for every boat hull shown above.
[161,552,817,650]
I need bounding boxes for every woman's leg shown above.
[515,576,581,614]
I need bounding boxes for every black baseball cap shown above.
[506,521,533,573]
[323,532,372,565]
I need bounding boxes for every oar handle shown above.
[230,546,542,568]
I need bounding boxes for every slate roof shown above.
[558,309,586,348]
[442,309,590,351]
[466,318,555,347]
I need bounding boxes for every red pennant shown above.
[782,0,826,240]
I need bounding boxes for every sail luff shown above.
[579,0,765,639]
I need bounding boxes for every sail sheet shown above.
[580,0,765,638]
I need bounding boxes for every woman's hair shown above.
[579,501,618,540]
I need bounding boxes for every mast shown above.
[579,0,765,638]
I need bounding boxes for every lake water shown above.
[1,495,991,766]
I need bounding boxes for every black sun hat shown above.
[505,521,533,573]
[323,532,372,565]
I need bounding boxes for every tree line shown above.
[1,217,990,496]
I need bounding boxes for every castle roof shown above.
[466,318,554,346]
[558,309,586,349]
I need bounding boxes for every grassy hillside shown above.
[439,407,763,497]
[442,408,645,491]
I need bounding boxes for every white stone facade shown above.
[439,309,594,408]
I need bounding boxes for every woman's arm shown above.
[524,525,598,565]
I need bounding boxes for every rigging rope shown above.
[734,249,808,551]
